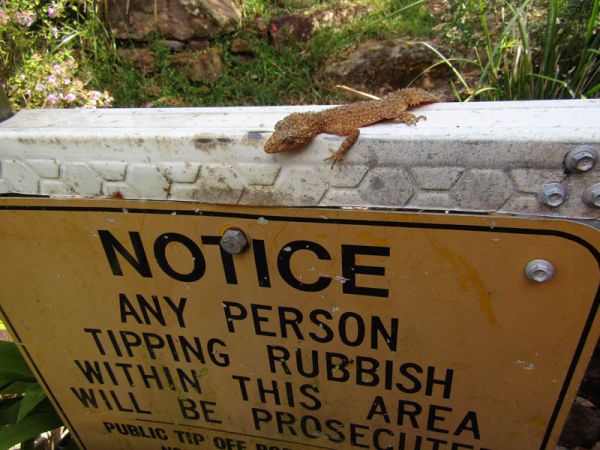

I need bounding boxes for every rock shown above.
[230,38,254,54]
[324,38,455,100]
[107,0,241,42]
[186,40,210,51]
[117,48,155,73]
[558,402,600,448]
[311,6,370,31]
[199,0,240,27]
[269,6,369,48]
[170,48,224,83]
[269,14,313,48]
[160,40,186,52]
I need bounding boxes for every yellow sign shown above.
[0,199,599,450]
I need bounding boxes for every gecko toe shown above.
[324,150,346,169]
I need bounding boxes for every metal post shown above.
[0,85,13,122]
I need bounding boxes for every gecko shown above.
[264,88,440,166]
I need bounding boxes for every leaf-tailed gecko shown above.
[264,88,440,165]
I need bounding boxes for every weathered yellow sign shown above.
[0,198,598,450]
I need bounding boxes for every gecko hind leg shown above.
[394,111,426,126]
[324,129,360,169]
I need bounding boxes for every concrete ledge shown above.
[0,99,599,218]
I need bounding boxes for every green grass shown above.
[86,34,331,107]
[82,0,436,107]
[4,0,598,108]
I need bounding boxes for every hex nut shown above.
[582,183,600,208]
[220,228,249,254]
[525,259,555,283]
[537,183,567,207]
[564,145,598,173]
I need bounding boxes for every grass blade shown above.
[418,41,472,94]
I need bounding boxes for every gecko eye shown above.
[283,136,295,144]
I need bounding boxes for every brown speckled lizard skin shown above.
[264,88,439,165]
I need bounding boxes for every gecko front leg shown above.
[394,111,426,125]
[324,129,360,168]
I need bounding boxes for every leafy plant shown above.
[0,341,64,449]
[0,0,113,109]
[432,0,599,100]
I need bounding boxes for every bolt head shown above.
[525,259,555,283]
[565,145,598,173]
[537,183,567,207]
[582,183,600,208]
[220,229,248,254]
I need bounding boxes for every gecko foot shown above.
[324,150,346,169]
[394,112,427,126]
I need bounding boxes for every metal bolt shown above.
[564,145,598,173]
[525,259,555,283]
[582,183,600,208]
[219,228,248,254]
[537,183,567,207]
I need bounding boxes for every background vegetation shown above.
[0,0,598,110]
[0,340,66,449]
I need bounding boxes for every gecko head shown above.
[399,88,441,107]
[264,112,320,154]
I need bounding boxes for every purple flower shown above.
[17,11,36,27]
[0,9,9,27]
[46,94,58,105]
[65,93,76,102]
[48,75,57,85]
[48,2,62,18]
[51,26,58,38]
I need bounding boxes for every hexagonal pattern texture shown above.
[0,101,599,219]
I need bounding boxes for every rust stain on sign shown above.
[0,198,598,450]
[428,235,497,326]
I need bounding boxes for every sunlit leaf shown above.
[18,384,47,421]
[0,399,62,449]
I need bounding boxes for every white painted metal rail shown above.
[0,99,599,219]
